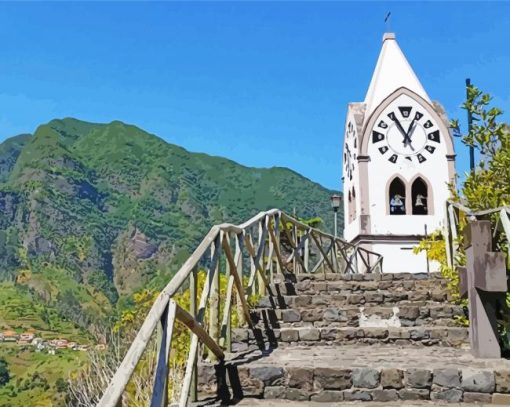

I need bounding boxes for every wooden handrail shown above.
[98,209,384,407]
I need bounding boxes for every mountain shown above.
[0,117,341,329]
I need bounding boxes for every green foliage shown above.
[0,117,339,405]
[419,83,510,329]
[55,377,68,393]
[413,230,468,326]
[0,347,86,406]
[450,85,510,210]
[0,358,10,387]
[0,117,338,329]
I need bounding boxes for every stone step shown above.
[269,278,448,297]
[258,318,461,330]
[291,272,443,282]
[250,304,464,329]
[227,399,502,406]
[231,326,469,351]
[256,291,449,310]
[197,345,510,405]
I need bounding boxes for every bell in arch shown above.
[415,194,425,207]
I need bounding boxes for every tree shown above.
[416,83,510,326]
[55,377,68,393]
[0,358,10,387]
[450,84,510,210]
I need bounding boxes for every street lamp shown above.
[330,194,341,238]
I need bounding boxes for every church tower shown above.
[342,33,455,273]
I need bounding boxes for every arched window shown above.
[412,177,428,215]
[389,177,406,215]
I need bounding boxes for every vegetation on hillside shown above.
[0,118,338,331]
[416,83,510,330]
[0,117,339,405]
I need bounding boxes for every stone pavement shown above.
[233,400,495,406]
[235,344,510,371]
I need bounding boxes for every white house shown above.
[342,33,455,273]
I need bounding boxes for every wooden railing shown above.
[444,201,510,270]
[445,201,510,358]
[97,209,383,407]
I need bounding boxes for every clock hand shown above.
[404,120,417,151]
[407,129,415,152]
[404,112,423,147]
[388,113,409,142]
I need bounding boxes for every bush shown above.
[0,358,10,387]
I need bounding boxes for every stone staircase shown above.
[233,272,468,350]
[196,272,510,405]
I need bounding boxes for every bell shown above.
[415,194,425,207]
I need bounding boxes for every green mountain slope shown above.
[0,133,32,182]
[0,117,341,329]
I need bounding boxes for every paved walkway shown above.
[231,344,510,370]
[234,400,492,407]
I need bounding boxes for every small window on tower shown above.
[389,177,406,215]
[352,187,357,219]
[412,177,428,215]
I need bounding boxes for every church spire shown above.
[364,33,430,118]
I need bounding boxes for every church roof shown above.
[364,33,431,119]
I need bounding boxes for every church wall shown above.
[362,241,440,273]
[343,109,362,241]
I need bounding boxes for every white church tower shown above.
[342,33,456,273]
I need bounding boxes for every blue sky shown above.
[0,2,509,191]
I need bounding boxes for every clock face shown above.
[371,104,441,164]
[344,121,356,180]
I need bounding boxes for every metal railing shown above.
[98,209,383,407]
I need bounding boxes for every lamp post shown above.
[466,78,475,173]
[330,194,341,238]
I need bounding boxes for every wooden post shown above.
[248,230,257,296]
[464,220,506,358]
[444,202,453,268]
[224,234,232,352]
[274,214,282,275]
[268,218,275,283]
[208,236,221,362]
[304,230,309,274]
[150,301,177,407]
[179,235,222,407]
[235,234,246,326]
[257,220,267,296]
[189,267,198,402]
[331,237,338,273]
[293,224,298,275]
[448,204,459,267]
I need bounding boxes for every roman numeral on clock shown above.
[372,131,385,143]
[378,146,389,155]
[378,120,388,129]
[398,106,412,118]
[428,130,440,143]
